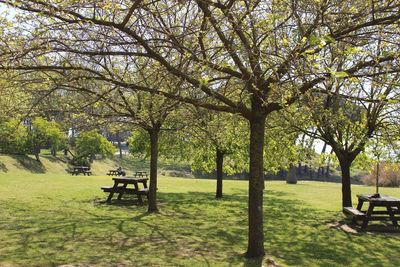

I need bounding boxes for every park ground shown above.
[0,155,399,266]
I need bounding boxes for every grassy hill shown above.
[0,153,198,181]
[0,154,69,175]
[0,153,152,176]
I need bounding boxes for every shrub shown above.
[69,156,91,167]
[0,120,29,154]
[362,162,400,187]
[76,130,116,160]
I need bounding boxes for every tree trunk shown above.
[51,146,57,157]
[70,127,76,147]
[216,149,224,198]
[286,164,297,184]
[318,142,327,179]
[34,144,40,162]
[325,149,333,180]
[339,158,352,207]
[117,132,123,159]
[298,162,302,176]
[325,164,330,179]
[245,115,266,258]
[148,130,159,212]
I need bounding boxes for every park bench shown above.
[101,177,149,204]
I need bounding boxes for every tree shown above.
[297,71,400,207]
[75,130,115,162]
[166,109,249,198]
[28,117,66,161]
[1,0,400,257]
[0,119,29,154]
[187,111,248,198]
[69,79,181,213]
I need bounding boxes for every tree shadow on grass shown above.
[1,190,400,266]
[158,190,400,266]
[10,155,46,173]
[0,161,8,172]
[41,154,67,163]
[86,189,400,266]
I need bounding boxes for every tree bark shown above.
[245,114,266,258]
[325,149,333,180]
[339,158,352,207]
[148,129,159,212]
[33,144,40,162]
[51,147,57,157]
[34,151,40,162]
[325,163,330,179]
[215,148,224,198]
[318,142,327,179]
[117,131,123,159]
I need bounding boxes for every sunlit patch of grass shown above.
[0,172,399,266]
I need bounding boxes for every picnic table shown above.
[101,177,149,204]
[107,169,124,176]
[133,171,148,178]
[344,194,400,229]
[68,166,92,176]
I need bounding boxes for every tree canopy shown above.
[1,0,400,258]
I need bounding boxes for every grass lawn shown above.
[0,172,399,267]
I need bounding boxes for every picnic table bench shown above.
[68,166,92,176]
[344,194,400,229]
[101,177,149,204]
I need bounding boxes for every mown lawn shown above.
[0,173,399,266]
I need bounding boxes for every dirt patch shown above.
[328,221,400,235]
[265,257,280,266]
[328,222,358,234]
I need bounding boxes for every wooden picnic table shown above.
[133,171,148,178]
[69,166,92,176]
[101,177,149,204]
[344,194,400,229]
[107,169,124,176]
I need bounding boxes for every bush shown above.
[69,156,91,167]
[31,117,66,154]
[0,120,29,154]
[362,162,400,187]
[76,130,116,159]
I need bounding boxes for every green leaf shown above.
[331,71,349,78]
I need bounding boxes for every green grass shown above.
[0,153,152,176]
[0,170,399,266]
[0,153,191,177]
